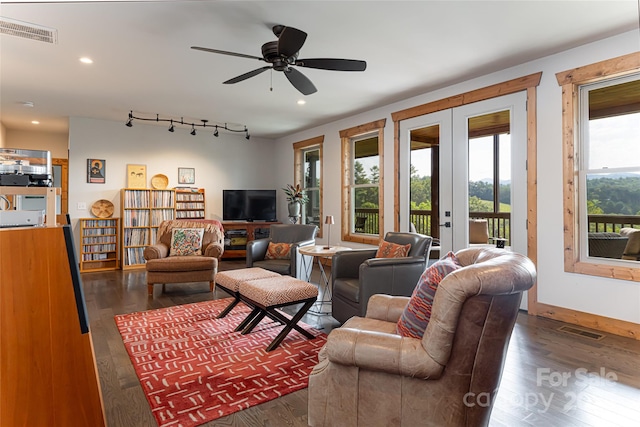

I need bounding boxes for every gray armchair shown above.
[331,232,433,324]
[246,224,318,279]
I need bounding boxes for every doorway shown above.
[399,92,528,260]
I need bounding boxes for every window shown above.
[293,136,323,234]
[468,110,511,244]
[340,119,385,244]
[557,52,640,281]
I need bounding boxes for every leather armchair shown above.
[143,220,224,296]
[331,232,432,324]
[308,247,537,427]
[246,224,318,279]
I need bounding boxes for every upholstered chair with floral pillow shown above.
[308,247,536,427]
[143,219,225,296]
[331,231,433,324]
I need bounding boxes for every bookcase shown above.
[121,188,175,269]
[175,188,206,219]
[79,217,120,272]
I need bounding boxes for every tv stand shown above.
[222,221,281,259]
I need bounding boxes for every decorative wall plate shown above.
[91,199,114,218]
[151,174,169,189]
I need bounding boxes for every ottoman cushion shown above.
[145,256,216,272]
[216,267,280,292]
[239,276,318,307]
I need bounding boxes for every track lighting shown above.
[125,110,250,138]
[125,111,134,127]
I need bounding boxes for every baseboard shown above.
[535,302,640,341]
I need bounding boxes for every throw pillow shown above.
[375,240,411,258]
[169,228,205,256]
[265,242,292,260]
[396,251,462,339]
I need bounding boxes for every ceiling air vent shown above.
[0,17,57,44]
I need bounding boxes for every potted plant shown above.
[283,184,309,217]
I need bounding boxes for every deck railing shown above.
[354,210,640,241]
[356,209,511,242]
[587,214,640,232]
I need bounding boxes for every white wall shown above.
[4,128,68,159]
[68,117,277,244]
[274,31,640,325]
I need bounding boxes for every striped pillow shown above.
[396,251,461,339]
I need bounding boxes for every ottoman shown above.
[214,267,280,318]
[145,256,216,296]
[237,276,319,351]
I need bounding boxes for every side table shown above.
[299,245,352,315]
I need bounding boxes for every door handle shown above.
[439,222,451,228]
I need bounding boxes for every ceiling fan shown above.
[191,25,367,95]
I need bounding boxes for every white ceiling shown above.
[1,0,638,139]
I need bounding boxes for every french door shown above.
[399,91,528,259]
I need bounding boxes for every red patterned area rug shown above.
[115,298,327,427]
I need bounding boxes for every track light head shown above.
[245,132,250,140]
[168,120,174,132]
[190,125,196,136]
[214,127,219,137]
[125,119,133,127]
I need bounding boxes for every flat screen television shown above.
[223,189,277,222]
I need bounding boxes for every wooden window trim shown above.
[556,52,640,282]
[293,135,324,236]
[340,119,386,245]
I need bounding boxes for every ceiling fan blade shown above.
[284,67,317,95]
[277,26,307,57]
[191,46,264,61]
[295,58,367,71]
[223,66,272,84]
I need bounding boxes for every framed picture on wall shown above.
[178,167,195,185]
[87,159,106,183]
[127,164,147,188]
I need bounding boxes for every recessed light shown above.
[79,57,93,64]
[31,120,40,125]
[297,100,306,105]
[21,101,34,108]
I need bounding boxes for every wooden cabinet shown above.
[79,217,120,272]
[121,188,175,269]
[0,226,105,426]
[175,188,206,219]
[221,221,279,259]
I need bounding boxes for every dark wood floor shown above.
[83,260,640,427]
